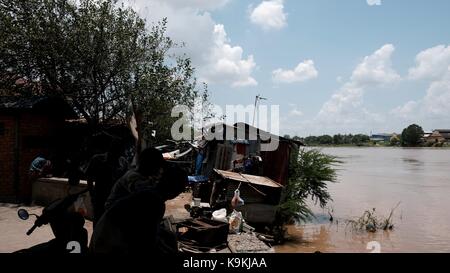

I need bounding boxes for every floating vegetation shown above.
[346,203,401,233]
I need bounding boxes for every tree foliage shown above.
[401,124,424,147]
[277,148,341,224]
[304,134,370,146]
[0,0,209,144]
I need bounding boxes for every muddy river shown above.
[276,147,450,253]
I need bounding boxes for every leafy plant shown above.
[277,148,341,224]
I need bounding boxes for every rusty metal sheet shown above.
[213,169,283,188]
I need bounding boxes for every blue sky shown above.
[128,0,450,136]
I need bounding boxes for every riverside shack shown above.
[190,122,303,225]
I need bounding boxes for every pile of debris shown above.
[167,190,277,253]
[175,216,275,253]
[228,233,275,253]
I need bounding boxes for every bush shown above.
[276,149,341,225]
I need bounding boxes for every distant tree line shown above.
[284,124,429,148]
[285,134,371,146]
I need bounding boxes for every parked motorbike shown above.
[15,189,89,254]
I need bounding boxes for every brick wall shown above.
[0,115,16,200]
[0,112,64,202]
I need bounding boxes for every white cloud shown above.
[250,0,287,31]
[390,100,419,119]
[423,68,450,117]
[272,60,318,84]
[289,45,450,136]
[123,0,257,88]
[367,0,382,6]
[317,44,399,129]
[408,45,450,80]
[391,46,450,128]
[201,25,257,87]
[289,108,304,117]
[350,44,400,87]
[317,83,366,125]
[390,70,450,129]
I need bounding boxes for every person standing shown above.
[85,138,128,226]
[89,165,188,254]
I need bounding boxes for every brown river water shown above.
[276,147,450,253]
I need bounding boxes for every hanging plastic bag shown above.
[229,210,243,234]
[231,189,245,208]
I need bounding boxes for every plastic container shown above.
[212,208,228,223]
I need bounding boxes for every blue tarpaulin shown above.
[188,175,209,184]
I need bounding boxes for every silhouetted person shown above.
[89,165,188,254]
[67,153,82,186]
[105,147,165,210]
[85,138,128,226]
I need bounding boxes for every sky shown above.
[124,0,450,137]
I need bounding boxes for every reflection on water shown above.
[402,158,425,171]
[276,147,450,253]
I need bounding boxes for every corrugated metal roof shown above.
[201,122,304,146]
[0,96,78,118]
[0,96,47,109]
[435,129,450,134]
[213,169,283,188]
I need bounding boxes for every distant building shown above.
[426,129,450,144]
[370,133,393,142]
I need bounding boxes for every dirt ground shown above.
[0,203,94,253]
[0,192,191,253]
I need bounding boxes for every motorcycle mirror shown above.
[18,209,29,220]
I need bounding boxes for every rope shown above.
[238,173,267,197]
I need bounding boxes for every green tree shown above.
[0,0,209,145]
[333,134,343,145]
[304,136,318,145]
[401,124,424,147]
[292,136,303,142]
[276,149,341,228]
[343,134,353,144]
[318,135,333,145]
[352,134,370,145]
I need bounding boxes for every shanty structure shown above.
[194,122,303,186]
[189,122,303,224]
